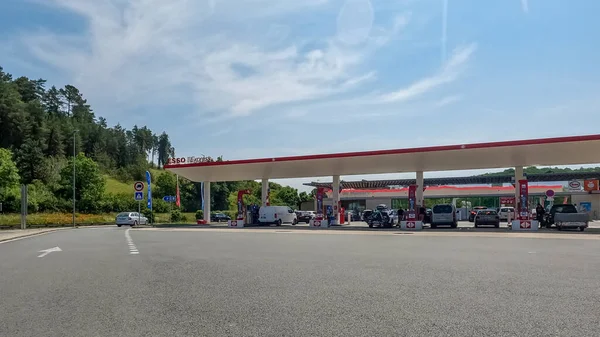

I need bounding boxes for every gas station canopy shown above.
[165,134,600,182]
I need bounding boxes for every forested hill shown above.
[0,66,311,216]
[0,66,177,213]
[0,66,174,182]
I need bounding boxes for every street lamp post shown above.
[73,130,79,227]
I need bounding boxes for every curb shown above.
[0,227,69,243]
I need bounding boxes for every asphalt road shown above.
[1,227,599,337]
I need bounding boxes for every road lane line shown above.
[125,228,140,255]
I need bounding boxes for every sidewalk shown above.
[0,228,69,243]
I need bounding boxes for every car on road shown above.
[469,206,489,222]
[296,211,315,224]
[211,212,231,222]
[431,204,457,228]
[115,212,148,227]
[473,209,500,228]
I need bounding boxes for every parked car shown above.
[468,206,488,222]
[543,204,588,231]
[115,212,148,227]
[211,213,231,222]
[259,206,298,226]
[296,211,315,224]
[361,209,373,222]
[473,209,500,228]
[431,204,457,228]
[497,207,515,221]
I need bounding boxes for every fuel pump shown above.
[237,189,251,222]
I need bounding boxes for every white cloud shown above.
[18,0,407,121]
[377,43,476,103]
[435,95,462,107]
[521,0,529,13]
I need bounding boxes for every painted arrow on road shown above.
[37,247,62,258]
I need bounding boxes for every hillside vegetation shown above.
[0,66,311,222]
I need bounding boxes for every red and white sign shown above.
[500,196,515,205]
[228,220,244,228]
[568,180,582,189]
[520,221,531,229]
[584,179,599,191]
[406,221,416,228]
[313,220,321,227]
[134,181,144,191]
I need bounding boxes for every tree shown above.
[272,186,300,207]
[60,153,105,212]
[0,148,20,191]
[156,171,176,197]
[157,132,172,168]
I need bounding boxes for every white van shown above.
[498,207,515,221]
[431,204,457,228]
[259,206,298,226]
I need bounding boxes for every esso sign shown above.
[167,157,186,165]
[568,180,581,189]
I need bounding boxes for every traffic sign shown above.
[134,192,144,201]
[545,189,555,197]
[163,196,175,202]
[134,181,144,191]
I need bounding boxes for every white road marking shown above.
[37,246,62,258]
[125,228,139,255]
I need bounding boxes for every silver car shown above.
[116,212,148,227]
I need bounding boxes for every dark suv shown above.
[211,213,231,222]
[296,211,315,224]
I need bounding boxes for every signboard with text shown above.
[166,156,214,165]
[518,179,529,220]
[499,196,515,205]
[316,187,324,219]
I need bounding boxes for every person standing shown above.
[535,203,545,228]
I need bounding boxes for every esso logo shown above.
[569,180,581,189]
[167,157,186,165]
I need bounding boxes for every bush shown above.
[195,210,203,220]
[170,209,187,222]
[142,209,155,223]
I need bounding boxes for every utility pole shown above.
[73,130,79,227]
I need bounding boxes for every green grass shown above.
[104,168,172,195]
[105,175,132,194]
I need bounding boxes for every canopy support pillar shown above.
[262,178,269,206]
[416,171,424,207]
[203,182,211,222]
[332,175,340,225]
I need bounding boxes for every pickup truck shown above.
[543,204,589,231]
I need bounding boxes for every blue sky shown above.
[1,0,599,191]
